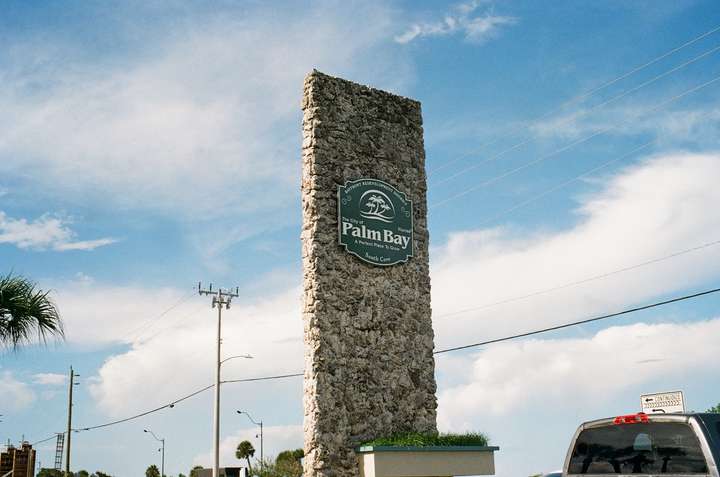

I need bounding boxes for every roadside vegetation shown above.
[254,449,304,477]
[38,470,111,477]
[361,431,489,447]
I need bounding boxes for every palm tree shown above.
[236,440,256,473]
[365,195,381,214]
[0,273,64,349]
[145,465,160,477]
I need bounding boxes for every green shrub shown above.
[361,431,488,447]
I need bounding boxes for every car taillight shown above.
[613,412,649,424]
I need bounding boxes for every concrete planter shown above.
[356,445,499,477]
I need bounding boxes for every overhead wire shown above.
[434,239,720,320]
[33,238,719,443]
[39,284,718,440]
[430,73,720,209]
[468,140,654,227]
[429,23,720,176]
[222,372,304,384]
[75,384,215,432]
[31,434,62,446]
[135,302,207,345]
[433,286,720,354]
[123,290,197,342]
[432,42,720,188]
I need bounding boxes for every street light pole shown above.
[220,354,253,365]
[144,429,165,477]
[236,411,263,470]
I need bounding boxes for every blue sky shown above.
[1,1,720,476]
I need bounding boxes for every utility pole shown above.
[198,282,239,477]
[65,367,79,477]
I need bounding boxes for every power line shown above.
[76,384,215,432]
[123,291,197,342]
[70,374,306,433]
[222,372,303,384]
[432,42,720,188]
[45,285,718,439]
[469,140,654,227]
[429,23,720,176]
[135,303,206,344]
[435,238,720,320]
[433,286,720,354]
[563,25,720,106]
[430,73,720,209]
[32,434,62,446]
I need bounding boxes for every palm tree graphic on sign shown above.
[360,190,395,222]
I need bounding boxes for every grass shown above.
[361,431,489,447]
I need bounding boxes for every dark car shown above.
[563,412,719,476]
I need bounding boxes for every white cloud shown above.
[87,286,303,417]
[0,2,410,222]
[423,152,720,474]
[437,318,720,424]
[530,104,720,148]
[395,1,517,44]
[0,211,116,251]
[192,425,303,468]
[32,373,67,386]
[54,238,116,251]
[77,152,720,419]
[430,152,720,351]
[0,371,36,411]
[52,279,197,347]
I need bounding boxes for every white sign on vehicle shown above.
[641,391,685,414]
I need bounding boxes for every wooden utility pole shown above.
[65,367,78,477]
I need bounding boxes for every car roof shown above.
[580,412,716,429]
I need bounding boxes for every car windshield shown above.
[568,422,708,474]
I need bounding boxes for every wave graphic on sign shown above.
[359,190,395,223]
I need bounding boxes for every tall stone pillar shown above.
[301,71,437,477]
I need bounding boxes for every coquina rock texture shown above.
[301,71,437,477]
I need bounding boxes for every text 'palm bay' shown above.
[341,221,411,249]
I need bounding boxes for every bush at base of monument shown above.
[361,431,488,448]
[356,432,498,477]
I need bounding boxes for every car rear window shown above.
[568,422,708,474]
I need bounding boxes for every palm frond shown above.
[0,272,64,350]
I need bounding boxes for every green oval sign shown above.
[338,178,413,266]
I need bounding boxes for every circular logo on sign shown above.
[359,190,396,223]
